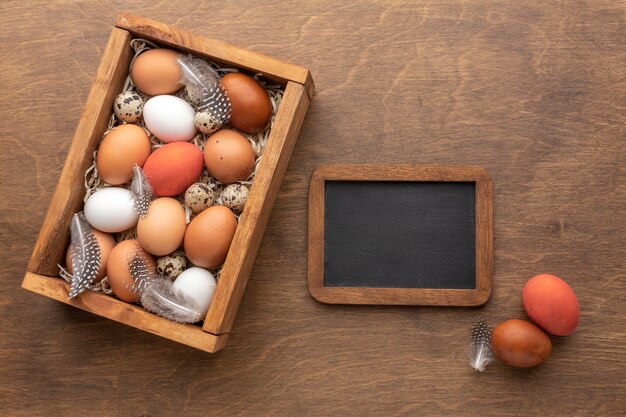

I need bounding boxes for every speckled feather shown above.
[197,84,231,126]
[68,213,101,299]
[469,319,495,372]
[177,55,231,129]
[131,165,152,217]
[127,251,154,297]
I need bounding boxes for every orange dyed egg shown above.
[204,129,256,184]
[130,49,182,96]
[66,229,116,283]
[143,142,204,197]
[220,73,272,133]
[96,124,151,185]
[523,274,579,336]
[184,205,237,268]
[106,240,156,302]
[491,319,552,368]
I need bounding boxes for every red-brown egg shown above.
[106,240,156,302]
[66,229,116,283]
[220,73,272,133]
[96,124,151,185]
[143,142,204,196]
[523,274,579,336]
[130,49,182,96]
[204,129,256,184]
[491,319,552,368]
[184,205,237,268]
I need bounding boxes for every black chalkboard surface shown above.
[308,165,493,306]
[324,181,476,289]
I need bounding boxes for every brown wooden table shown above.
[1,1,624,416]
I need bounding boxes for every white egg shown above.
[84,187,139,233]
[143,95,197,143]
[171,267,217,316]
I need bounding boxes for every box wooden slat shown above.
[204,81,310,335]
[27,27,133,277]
[22,272,228,352]
[22,13,314,353]
[115,13,315,99]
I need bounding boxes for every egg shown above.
[106,240,156,302]
[220,72,272,133]
[130,49,182,96]
[491,319,552,368]
[143,142,204,197]
[84,188,139,233]
[137,198,187,256]
[66,229,116,282]
[194,110,222,135]
[156,251,187,279]
[204,129,256,184]
[184,205,237,268]
[171,267,217,316]
[184,182,216,214]
[96,124,151,185]
[523,274,579,336]
[143,95,197,143]
[113,91,143,123]
[221,183,249,212]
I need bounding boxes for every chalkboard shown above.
[308,165,493,306]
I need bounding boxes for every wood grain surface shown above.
[1,1,624,416]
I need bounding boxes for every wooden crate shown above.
[21,13,314,353]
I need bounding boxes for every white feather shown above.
[131,165,152,217]
[176,55,219,106]
[140,277,204,323]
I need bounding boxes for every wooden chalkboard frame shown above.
[308,165,493,306]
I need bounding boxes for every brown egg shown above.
[130,49,182,96]
[106,240,156,302]
[66,229,116,283]
[204,129,256,184]
[220,73,272,133]
[491,319,552,368]
[184,205,237,268]
[137,198,187,256]
[96,124,151,185]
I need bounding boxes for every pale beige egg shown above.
[130,48,182,96]
[137,198,187,256]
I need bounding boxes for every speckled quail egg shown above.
[156,251,187,279]
[194,111,223,135]
[114,91,144,123]
[221,183,249,212]
[184,182,217,214]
